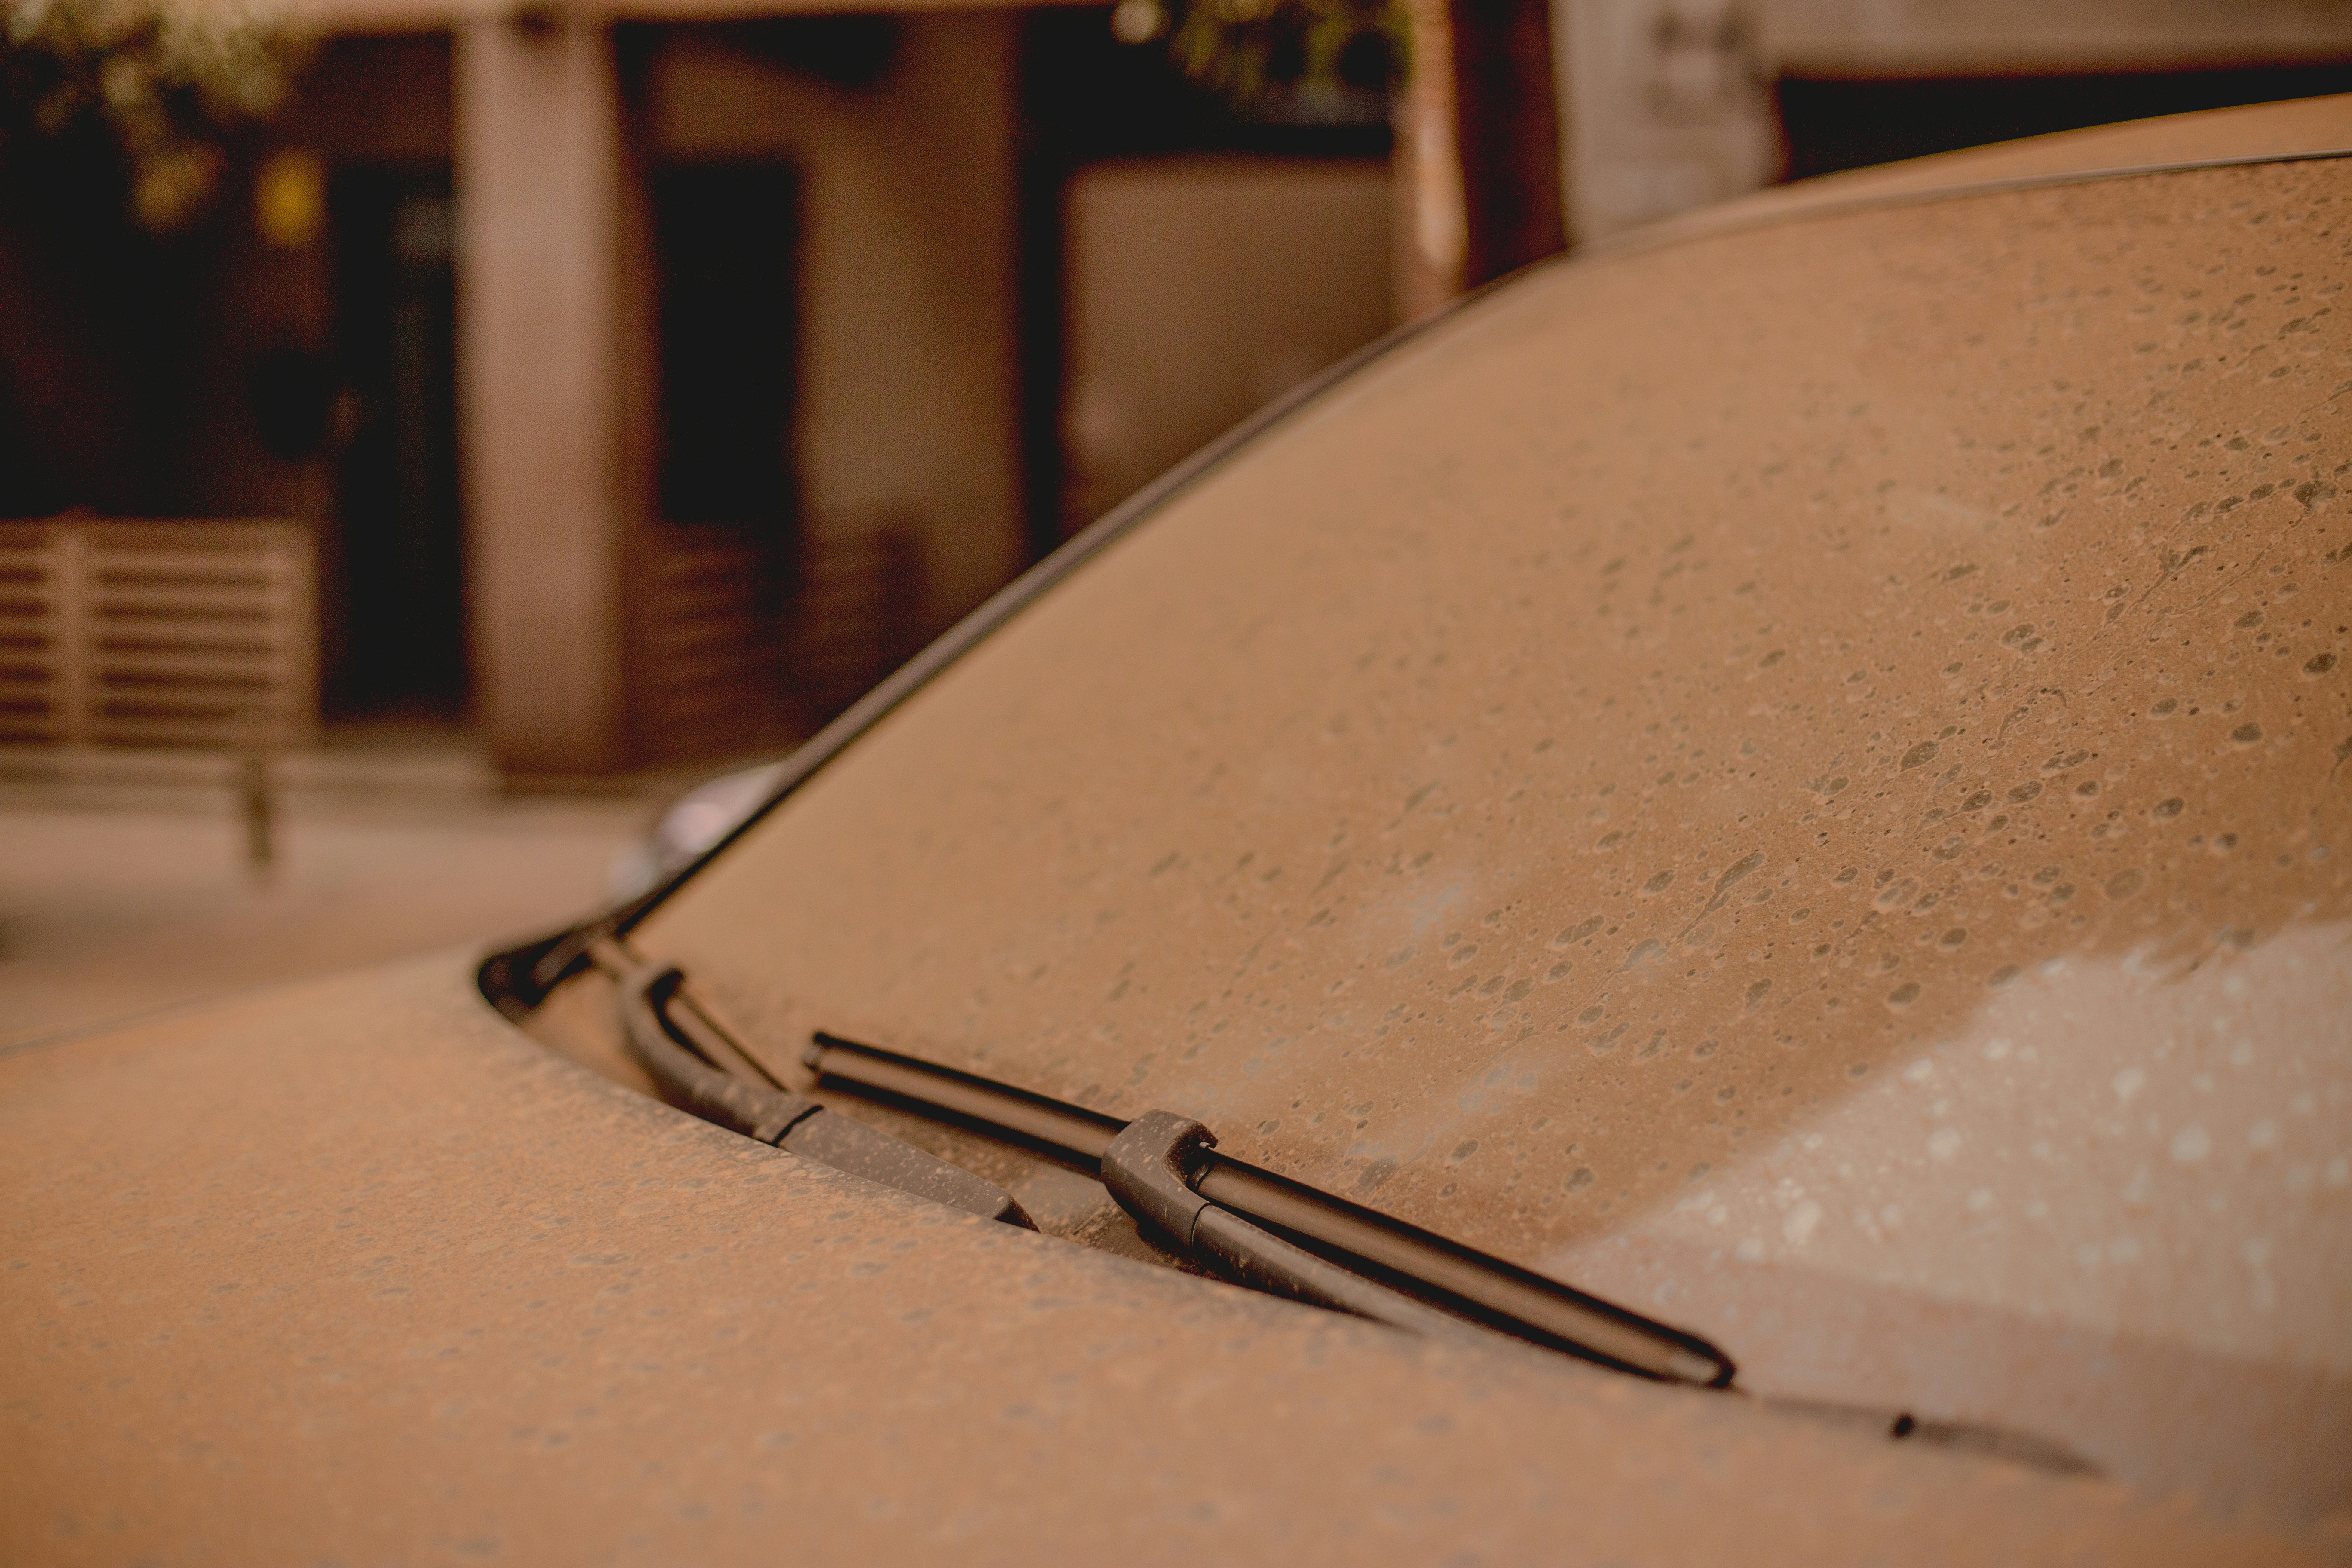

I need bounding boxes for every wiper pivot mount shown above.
[607,952,1032,1229]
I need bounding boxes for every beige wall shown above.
[1059,156,1394,535]
[1761,0,2352,75]
[649,16,1026,636]
[1552,0,1778,242]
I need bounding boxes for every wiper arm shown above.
[595,943,1032,1229]
[805,1030,1735,1388]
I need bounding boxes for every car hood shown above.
[0,954,2335,1564]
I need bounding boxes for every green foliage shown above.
[1,0,301,230]
[1113,0,1409,119]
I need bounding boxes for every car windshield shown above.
[609,135,2351,1513]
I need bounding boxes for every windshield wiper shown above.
[594,942,1032,1229]
[493,936,2103,1468]
[804,1030,1735,1388]
[504,939,2095,1469]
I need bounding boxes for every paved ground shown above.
[0,787,657,1050]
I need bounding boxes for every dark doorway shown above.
[331,167,464,718]
[653,162,798,532]
[0,116,218,521]
[637,161,803,759]
[1777,65,2352,183]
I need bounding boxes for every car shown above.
[6,95,2349,1564]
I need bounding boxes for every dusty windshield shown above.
[630,151,2352,1512]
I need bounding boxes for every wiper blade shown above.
[805,1030,1735,1389]
[597,946,1032,1229]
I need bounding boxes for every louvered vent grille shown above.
[0,518,317,750]
[643,524,787,761]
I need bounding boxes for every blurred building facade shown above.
[1,0,2345,779]
[1558,0,2352,241]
